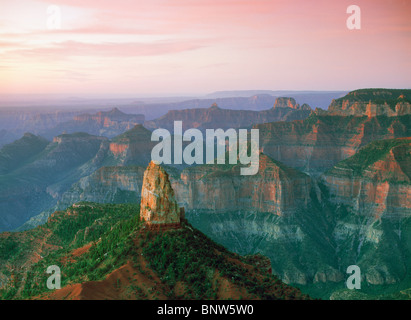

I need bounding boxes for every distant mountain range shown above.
[0,90,346,147]
[43,108,145,140]
[144,98,311,132]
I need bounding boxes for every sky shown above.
[0,0,410,97]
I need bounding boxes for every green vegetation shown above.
[0,238,20,260]
[0,202,308,300]
[0,203,140,299]
[141,223,306,300]
[110,124,150,143]
[328,138,410,176]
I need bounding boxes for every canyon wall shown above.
[327,89,411,117]
[321,137,411,218]
[256,114,410,174]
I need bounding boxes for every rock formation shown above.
[327,89,411,117]
[273,97,299,109]
[139,161,182,229]
[172,153,312,217]
[255,113,410,174]
[108,124,155,166]
[321,137,411,218]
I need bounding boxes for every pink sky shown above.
[0,0,410,96]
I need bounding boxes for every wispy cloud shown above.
[0,0,410,95]
[2,39,211,60]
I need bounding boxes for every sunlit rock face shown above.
[321,137,411,218]
[327,89,411,117]
[140,161,181,228]
[171,153,312,217]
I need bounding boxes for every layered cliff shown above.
[106,124,155,166]
[327,89,411,117]
[321,137,411,218]
[172,153,312,216]
[316,138,411,293]
[59,166,146,205]
[256,113,411,174]
[36,152,314,229]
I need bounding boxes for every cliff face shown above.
[273,97,299,109]
[43,153,313,225]
[315,138,411,291]
[256,113,411,175]
[172,153,312,217]
[140,161,181,227]
[38,154,318,285]
[327,89,411,117]
[107,124,155,166]
[59,166,146,205]
[321,138,411,218]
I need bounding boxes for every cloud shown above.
[0,27,164,37]
[41,69,92,82]
[2,39,209,59]
[1,0,410,94]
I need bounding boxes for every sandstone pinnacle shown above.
[140,161,181,228]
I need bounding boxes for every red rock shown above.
[322,138,411,218]
[255,114,410,174]
[172,153,312,217]
[109,143,128,156]
[140,161,182,228]
[327,89,411,117]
